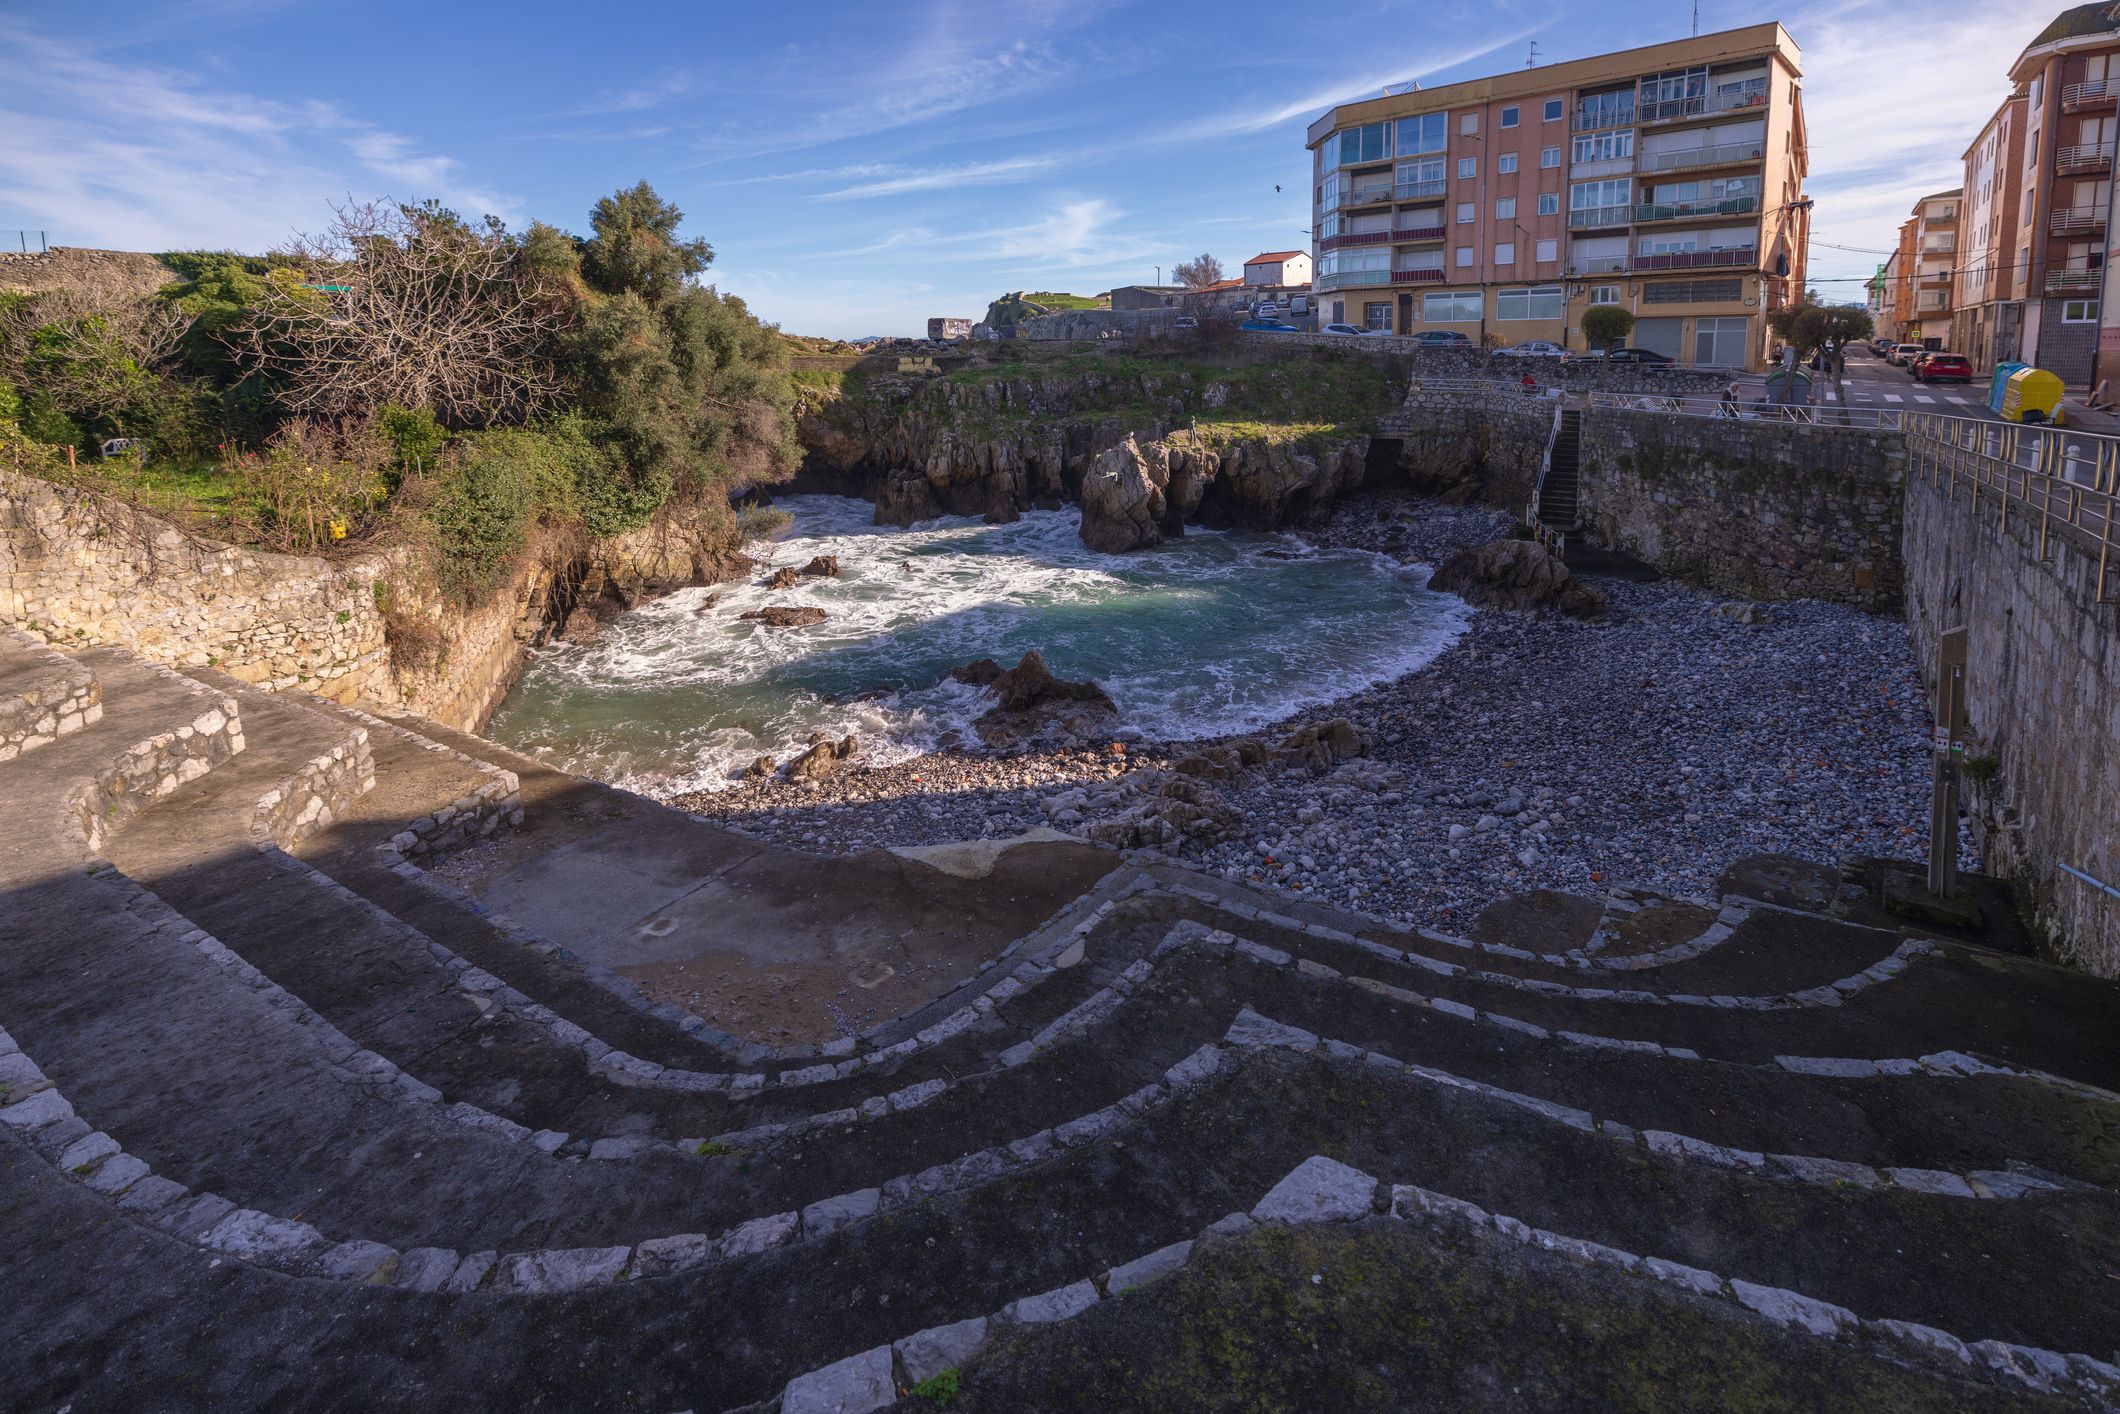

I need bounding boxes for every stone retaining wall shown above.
[1574,408,1907,612]
[0,627,100,762]
[68,674,244,853]
[1240,332,1733,395]
[253,731,375,850]
[1902,474,2120,976]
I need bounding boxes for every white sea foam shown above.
[487,496,1471,794]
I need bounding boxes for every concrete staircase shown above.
[2,635,2118,1412]
[1536,406,1583,533]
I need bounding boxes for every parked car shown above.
[1411,329,1472,347]
[1172,316,1199,331]
[1916,353,1974,384]
[1497,340,1566,357]
[1603,346,1674,364]
[1240,319,1299,332]
[1253,303,1280,320]
[1891,343,1924,365]
[1321,322,1365,335]
[1870,338,1894,356]
[1906,351,1933,378]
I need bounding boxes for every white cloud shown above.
[811,156,1066,200]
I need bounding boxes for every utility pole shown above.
[1155,265,1161,287]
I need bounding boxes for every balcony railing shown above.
[1631,246,1757,271]
[2045,267,2103,294]
[1390,267,1447,283]
[1393,224,1446,242]
[1634,195,1760,223]
[1394,179,1447,202]
[1316,269,1396,290]
[1573,104,1637,133]
[1568,205,1633,229]
[2055,140,2116,172]
[1919,271,1952,286]
[2051,205,2108,235]
[2062,77,2120,110]
[1570,255,1632,274]
[1320,231,1393,251]
[1638,88,1769,125]
[1636,141,1766,174]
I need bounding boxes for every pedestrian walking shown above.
[1720,380,1740,418]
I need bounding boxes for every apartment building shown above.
[1870,253,1900,341]
[1305,23,1807,370]
[1891,189,1963,348]
[1953,95,2029,369]
[2001,4,2120,384]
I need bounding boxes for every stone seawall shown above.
[1902,473,2119,975]
[1575,410,1906,612]
[1239,332,1734,396]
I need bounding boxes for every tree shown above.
[1766,291,1874,365]
[1173,254,1225,289]
[231,200,566,428]
[0,279,200,447]
[1581,304,1635,357]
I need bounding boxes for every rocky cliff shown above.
[794,352,1395,541]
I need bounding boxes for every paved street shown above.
[1820,346,2120,439]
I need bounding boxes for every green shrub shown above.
[910,1367,960,1404]
[377,403,446,474]
[426,442,536,597]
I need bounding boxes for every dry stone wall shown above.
[0,627,100,762]
[1902,474,2119,976]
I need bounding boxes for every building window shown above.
[1577,88,1635,130]
[1495,242,1516,265]
[1395,112,1446,156]
[1395,157,1446,193]
[1537,192,1560,215]
[1495,196,1516,219]
[1456,202,1475,223]
[1498,152,1519,174]
[1572,131,1634,164]
[1455,246,1474,267]
[1543,97,1564,122]
[1334,121,1391,166]
[1363,301,1394,331]
[1425,290,1483,321]
[1457,157,1476,178]
[1460,113,1480,135]
[1541,146,1561,168]
[1571,178,1633,210]
[1589,284,1621,305]
[1501,106,1520,129]
[1496,284,1565,320]
[1642,278,1743,303]
[1535,238,1559,262]
[2063,299,2097,321]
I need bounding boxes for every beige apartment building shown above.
[1306,23,1808,368]
[1892,189,1963,348]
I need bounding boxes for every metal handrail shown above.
[1584,390,1905,428]
[1529,398,1565,532]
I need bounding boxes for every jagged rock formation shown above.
[1078,430,1370,552]
[763,555,840,590]
[785,733,858,781]
[956,651,1118,751]
[740,606,829,628]
[1430,538,1608,621]
[4,628,2119,1410]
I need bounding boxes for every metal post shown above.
[1927,627,1969,897]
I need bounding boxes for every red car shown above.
[1916,353,1973,384]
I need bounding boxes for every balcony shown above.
[1636,140,1766,175]
[1319,231,1394,251]
[1638,88,1769,126]
[2062,77,2120,111]
[1389,267,1447,284]
[2051,205,2107,235]
[1316,269,1396,291]
[2055,140,2115,174]
[1394,179,1447,202]
[2044,267,2103,294]
[1569,255,1633,275]
[1631,246,1757,271]
[1568,205,1633,229]
[1634,195,1760,223]
[1919,271,1952,287]
[1573,105,1637,133]
[1393,223,1446,242]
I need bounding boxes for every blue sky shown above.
[3,0,2029,337]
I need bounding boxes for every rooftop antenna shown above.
[1526,41,1540,68]
[1692,0,1701,35]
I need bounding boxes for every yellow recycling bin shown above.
[1999,367,2066,425]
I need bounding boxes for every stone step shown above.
[0,626,100,762]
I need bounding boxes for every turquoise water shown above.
[486,495,1471,794]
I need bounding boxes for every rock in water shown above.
[987,650,1115,714]
[739,606,829,628]
[1276,719,1370,773]
[763,566,803,590]
[559,607,602,645]
[951,658,1005,687]
[1429,539,1607,621]
[1078,434,1174,553]
[799,555,841,579]
[741,754,776,781]
[786,734,857,781]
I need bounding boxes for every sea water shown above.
[486,495,1471,795]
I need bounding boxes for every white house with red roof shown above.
[1243,250,1313,286]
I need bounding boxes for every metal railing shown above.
[1636,141,1766,174]
[1632,246,1757,271]
[1584,389,1906,428]
[1394,179,1448,202]
[1393,224,1446,242]
[1528,399,1568,549]
[1391,267,1445,283]
[1901,411,2119,601]
[1570,255,1632,275]
[2044,268,2102,294]
[2062,77,2120,108]
[1316,269,1395,290]
[1568,206,1633,229]
[2051,206,2107,235]
[2055,140,2116,171]
[4,231,49,254]
[1634,195,1760,223]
